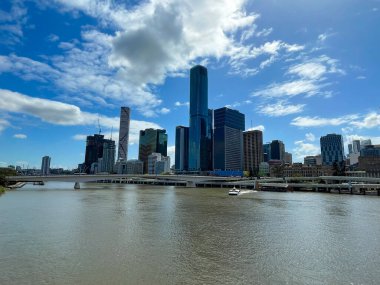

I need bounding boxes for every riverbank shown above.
[0,186,5,194]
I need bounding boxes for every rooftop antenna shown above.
[110,126,113,140]
[97,118,102,135]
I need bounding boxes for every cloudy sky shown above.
[0,0,379,169]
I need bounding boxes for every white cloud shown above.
[0,1,27,45]
[13,133,27,139]
[0,89,162,142]
[305,133,315,142]
[350,112,380,129]
[0,118,10,133]
[292,140,320,162]
[258,101,305,117]
[356,76,366,80]
[174,101,189,107]
[246,125,265,132]
[291,114,359,127]
[167,145,175,167]
[291,112,380,129]
[253,55,344,99]
[158,107,170,114]
[256,27,273,37]
[47,34,59,42]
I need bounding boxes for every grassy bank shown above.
[0,186,6,194]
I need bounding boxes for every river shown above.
[1,182,380,284]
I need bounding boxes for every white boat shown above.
[228,186,240,196]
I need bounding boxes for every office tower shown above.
[188,65,212,171]
[284,152,292,164]
[101,139,116,173]
[361,139,372,149]
[138,128,167,173]
[304,156,317,166]
[320,134,345,166]
[84,134,105,173]
[352,140,361,153]
[175,126,189,172]
[41,156,51,175]
[263,143,271,162]
[270,140,285,161]
[348,144,353,154]
[213,107,245,171]
[243,130,263,174]
[118,107,131,161]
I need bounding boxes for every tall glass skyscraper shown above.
[188,65,212,171]
[175,126,189,172]
[118,107,130,161]
[213,107,245,171]
[320,133,345,165]
[138,128,168,174]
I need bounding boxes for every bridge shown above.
[6,174,249,189]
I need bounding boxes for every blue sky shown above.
[0,0,379,169]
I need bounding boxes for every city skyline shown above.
[0,0,379,169]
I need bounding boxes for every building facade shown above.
[263,143,271,162]
[270,140,285,161]
[84,134,105,174]
[126,160,143,174]
[175,126,189,172]
[320,134,345,166]
[188,65,212,171]
[243,130,263,175]
[138,129,168,174]
[117,106,131,161]
[213,107,245,171]
[41,156,51,175]
[101,139,116,173]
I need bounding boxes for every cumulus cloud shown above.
[167,145,175,167]
[292,140,320,162]
[253,55,344,99]
[258,101,305,117]
[350,112,380,129]
[305,133,315,142]
[158,107,170,114]
[0,89,162,139]
[175,101,189,107]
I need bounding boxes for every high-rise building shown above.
[148,153,162,174]
[352,140,361,153]
[361,139,372,150]
[155,156,171,175]
[188,65,212,171]
[284,152,292,164]
[84,134,105,173]
[101,139,116,173]
[243,130,263,174]
[175,126,189,172]
[213,107,245,171]
[348,144,353,154]
[270,140,285,161]
[118,107,131,161]
[304,156,317,166]
[320,134,345,166]
[41,156,51,175]
[138,128,167,173]
[263,143,271,162]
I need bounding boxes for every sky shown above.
[0,0,379,169]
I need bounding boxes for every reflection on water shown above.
[1,182,380,284]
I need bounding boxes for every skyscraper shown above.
[263,143,271,162]
[84,134,105,173]
[243,130,263,174]
[118,107,130,161]
[138,128,168,174]
[41,156,51,175]
[320,133,345,165]
[213,107,245,171]
[175,126,189,172]
[188,65,212,171]
[101,139,116,173]
[270,140,285,161]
